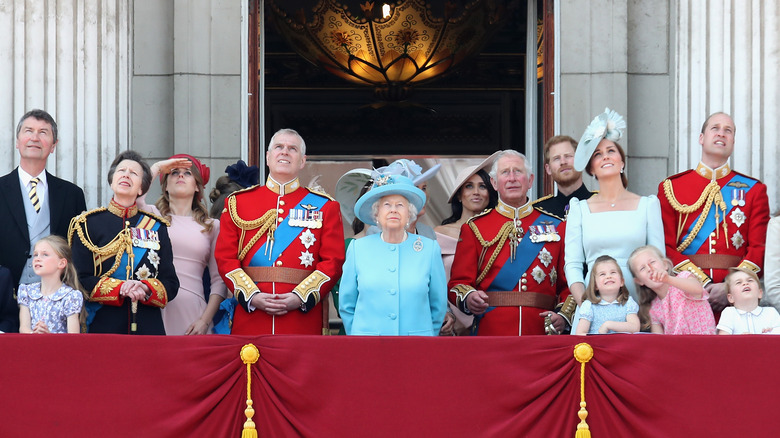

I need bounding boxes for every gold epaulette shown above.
[534,194,554,203]
[466,208,493,224]
[138,209,171,227]
[533,204,564,221]
[307,186,335,201]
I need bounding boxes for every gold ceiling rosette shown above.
[267,0,506,100]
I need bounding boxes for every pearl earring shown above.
[620,167,624,174]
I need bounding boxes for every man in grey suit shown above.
[0,109,86,332]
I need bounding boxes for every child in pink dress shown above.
[628,245,716,334]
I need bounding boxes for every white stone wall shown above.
[675,0,780,213]
[558,0,672,197]
[133,0,244,205]
[0,0,131,209]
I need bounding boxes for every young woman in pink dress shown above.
[140,155,228,335]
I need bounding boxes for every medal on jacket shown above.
[130,227,161,250]
[290,206,323,229]
[731,189,745,207]
[413,237,423,252]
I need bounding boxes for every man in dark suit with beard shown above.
[0,109,86,332]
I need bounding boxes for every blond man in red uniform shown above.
[658,112,769,313]
[215,129,345,334]
[449,150,574,335]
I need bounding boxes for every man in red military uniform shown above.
[449,150,575,335]
[658,112,769,313]
[215,128,345,334]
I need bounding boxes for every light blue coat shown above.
[339,233,447,336]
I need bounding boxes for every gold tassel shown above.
[573,343,594,438]
[240,344,260,438]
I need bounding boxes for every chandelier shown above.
[267,0,506,101]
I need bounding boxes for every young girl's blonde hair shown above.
[584,255,630,305]
[35,235,88,328]
[627,245,673,330]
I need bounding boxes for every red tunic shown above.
[215,177,345,335]
[448,200,570,335]
[657,163,769,284]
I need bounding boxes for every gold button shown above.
[521,278,527,284]
[279,200,285,206]
[710,232,716,237]
[521,285,527,291]
[276,260,283,266]
[277,217,283,223]
[711,249,716,254]
[522,273,527,277]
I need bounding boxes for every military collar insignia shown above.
[495,199,533,220]
[108,199,138,219]
[695,162,731,180]
[266,176,300,195]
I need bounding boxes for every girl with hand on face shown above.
[576,255,640,335]
[141,155,228,335]
[629,245,715,334]
[18,235,85,334]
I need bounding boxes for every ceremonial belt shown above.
[687,254,742,271]
[243,266,310,285]
[486,291,556,310]
[681,173,756,255]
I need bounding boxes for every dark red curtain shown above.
[1,334,777,437]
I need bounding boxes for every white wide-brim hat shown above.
[335,168,372,225]
[574,107,627,172]
[354,174,426,226]
[447,151,501,203]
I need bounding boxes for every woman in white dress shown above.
[564,108,665,332]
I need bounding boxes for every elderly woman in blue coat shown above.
[339,170,447,336]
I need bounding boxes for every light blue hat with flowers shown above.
[354,168,426,226]
[574,107,627,171]
[376,159,441,185]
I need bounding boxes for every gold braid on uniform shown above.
[662,179,728,253]
[68,210,134,279]
[469,221,515,284]
[227,195,278,261]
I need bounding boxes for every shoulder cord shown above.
[469,221,515,285]
[69,212,134,279]
[228,196,278,261]
[663,179,728,252]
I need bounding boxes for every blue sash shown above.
[681,174,756,255]
[250,192,327,267]
[487,215,560,291]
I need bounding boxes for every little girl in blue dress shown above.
[576,255,640,335]
[18,235,84,334]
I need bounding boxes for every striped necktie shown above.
[29,177,41,213]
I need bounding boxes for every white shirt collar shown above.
[18,167,48,189]
[735,306,763,316]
